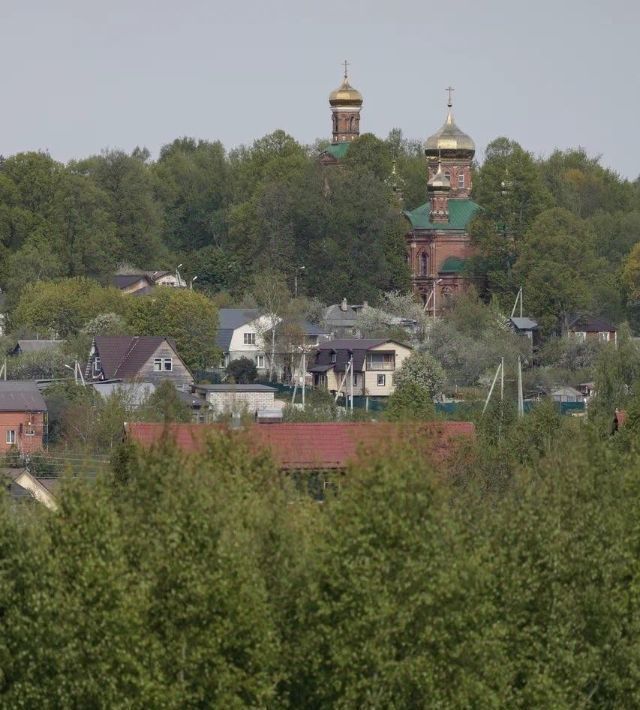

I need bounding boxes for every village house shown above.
[0,381,48,454]
[567,316,617,344]
[323,299,417,339]
[86,336,193,388]
[112,269,187,296]
[216,308,329,380]
[308,339,412,399]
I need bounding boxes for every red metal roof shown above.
[125,421,475,470]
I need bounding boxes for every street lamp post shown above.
[190,275,198,290]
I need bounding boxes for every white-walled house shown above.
[216,309,329,380]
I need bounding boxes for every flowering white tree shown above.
[394,351,445,399]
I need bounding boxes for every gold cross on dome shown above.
[343,59,350,79]
[446,86,455,107]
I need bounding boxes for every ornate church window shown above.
[420,252,428,276]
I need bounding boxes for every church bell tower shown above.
[329,61,363,143]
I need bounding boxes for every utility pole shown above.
[482,359,504,415]
[349,354,354,412]
[301,350,306,410]
[510,287,523,319]
[517,356,524,417]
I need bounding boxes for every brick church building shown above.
[404,94,481,313]
[318,68,480,314]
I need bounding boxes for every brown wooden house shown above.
[87,336,193,388]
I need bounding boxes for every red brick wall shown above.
[407,230,476,313]
[0,411,46,454]
[332,109,360,142]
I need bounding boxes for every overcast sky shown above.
[1,0,638,177]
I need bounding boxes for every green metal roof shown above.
[439,256,466,274]
[404,198,481,231]
[324,142,351,160]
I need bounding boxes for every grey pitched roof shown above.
[93,336,182,380]
[0,381,48,411]
[91,381,156,406]
[219,309,260,330]
[112,274,153,290]
[216,310,326,351]
[324,303,359,326]
[217,309,260,351]
[14,340,64,354]
[302,320,329,336]
[509,317,538,330]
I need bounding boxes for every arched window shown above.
[420,252,428,276]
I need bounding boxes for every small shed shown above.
[194,384,277,417]
[509,317,538,339]
[550,386,584,403]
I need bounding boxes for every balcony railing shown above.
[366,360,395,371]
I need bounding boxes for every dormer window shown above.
[93,356,101,374]
[331,351,337,364]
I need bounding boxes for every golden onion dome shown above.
[427,162,451,191]
[424,108,475,157]
[329,77,363,107]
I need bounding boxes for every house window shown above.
[93,356,101,374]
[458,173,465,188]
[24,426,35,437]
[154,358,173,372]
[445,171,451,181]
[256,355,265,369]
[331,352,337,364]
[599,331,610,342]
[377,374,386,387]
[244,332,256,345]
[6,430,15,445]
[574,331,587,342]
[353,374,359,386]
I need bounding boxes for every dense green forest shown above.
[1,130,639,331]
[4,408,640,706]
